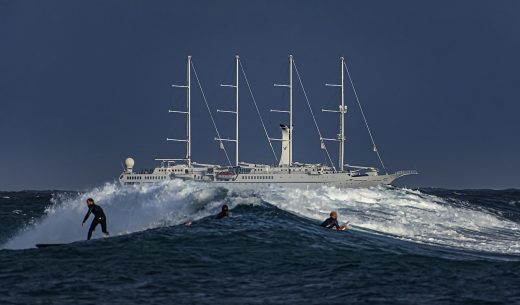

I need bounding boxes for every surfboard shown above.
[35,243,65,248]
[339,222,350,231]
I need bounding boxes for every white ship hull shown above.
[118,163,416,189]
[204,174,402,189]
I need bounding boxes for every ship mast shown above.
[289,54,293,166]
[236,55,239,167]
[217,55,240,167]
[187,56,191,167]
[167,55,192,167]
[339,56,345,171]
[272,55,294,167]
[323,56,347,172]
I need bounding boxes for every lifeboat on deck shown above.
[216,171,236,181]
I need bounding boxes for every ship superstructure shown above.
[119,55,417,188]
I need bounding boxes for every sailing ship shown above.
[118,55,417,188]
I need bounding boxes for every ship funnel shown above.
[278,124,290,166]
[125,157,135,174]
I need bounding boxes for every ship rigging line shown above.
[292,59,336,172]
[239,60,279,163]
[343,60,387,173]
[190,61,233,167]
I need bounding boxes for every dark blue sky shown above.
[1,0,519,190]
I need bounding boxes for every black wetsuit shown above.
[320,217,341,230]
[216,210,229,219]
[83,203,109,240]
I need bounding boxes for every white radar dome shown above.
[125,157,135,169]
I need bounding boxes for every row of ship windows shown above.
[246,168,317,174]
[159,169,186,173]
[241,176,274,180]
[127,176,166,180]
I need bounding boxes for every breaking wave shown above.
[260,185,520,254]
[4,180,520,255]
[3,180,261,249]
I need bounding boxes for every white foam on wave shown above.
[5,179,519,255]
[256,185,520,254]
[3,180,261,249]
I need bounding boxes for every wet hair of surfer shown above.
[321,211,347,231]
[216,204,229,219]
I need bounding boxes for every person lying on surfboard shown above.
[216,204,229,219]
[320,211,348,231]
[183,204,230,227]
[82,198,110,240]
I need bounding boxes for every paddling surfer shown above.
[216,204,229,219]
[321,211,348,231]
[82,198,110,240]
[183,204,229,227]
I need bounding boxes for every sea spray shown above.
[257,185,520,254]
[3,180,261,249]
[4,180,520,254]
[2,187,520,305]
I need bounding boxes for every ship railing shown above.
[344,164,378,171]
[135,169,155,174]
[394,170,419,176]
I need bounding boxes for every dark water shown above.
[1,183,520,304]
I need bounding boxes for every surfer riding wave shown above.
[82,198,110,240]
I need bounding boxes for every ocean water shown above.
[1,181,519,304]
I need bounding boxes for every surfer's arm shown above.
[82,208,92,224]
[320,219,331,227]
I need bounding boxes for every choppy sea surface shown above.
[1,181,519,304]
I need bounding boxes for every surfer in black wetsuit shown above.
[321,211,347,231]
[82,198,109,240]
[216,204,229,219]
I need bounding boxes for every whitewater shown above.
[4,180,520,255]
